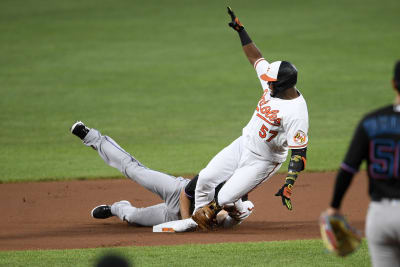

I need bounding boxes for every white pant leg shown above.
[366,201,400,267]
[218,150,281,205]
[111,201,170,226]
[194,137,242,211]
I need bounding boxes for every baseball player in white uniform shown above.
[192,8,309,229]
[70,122,254,232]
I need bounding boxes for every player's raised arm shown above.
[227,7,262,66]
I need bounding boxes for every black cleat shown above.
[71,121,90,140]
[91,205,114,219]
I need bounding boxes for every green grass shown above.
[0,239,370,267]
[0,1,388,265]
[1,0,399,181]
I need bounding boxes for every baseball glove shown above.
[191,200,221,230]
[319,212,362,257]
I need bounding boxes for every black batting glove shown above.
[227,7,244,32]
[275,183,293,211]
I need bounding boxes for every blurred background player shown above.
[323,60,400,267]
[95,253,131,267]
[192,7,309,228]
[70,121,253,230]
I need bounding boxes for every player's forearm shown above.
[237,30,262,66]
[330,168,354,209]
[179,189,191,219]
[242,42,263,66]
[227,8,262,66]
[285,148,307,185]
[275,149,307,210]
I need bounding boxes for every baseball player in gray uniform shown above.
[70,121,254,230]
[323,60,400,266]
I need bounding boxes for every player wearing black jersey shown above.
[324,61,400,267]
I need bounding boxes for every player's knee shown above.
[122,157,147,178]
[217,192,236,206]
[121,207,141,225]
[217,185,244,206]
[198,169,219,187]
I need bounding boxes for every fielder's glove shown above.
[191,200,222,230]
[275,183,293,210]
[319,212,362,257]
[227,6,244,32]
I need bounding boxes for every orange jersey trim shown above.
[288,143,308,149]
[254,58,265,69]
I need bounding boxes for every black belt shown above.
[371,196,400,201]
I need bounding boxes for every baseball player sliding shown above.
[70,122,254,232]
[192,8,309,229]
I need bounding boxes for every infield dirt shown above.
[0,171,369,251]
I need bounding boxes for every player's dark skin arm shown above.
[228,7,299,100]
[275,148,307,210]
[243,43,263,66]
[227,7,262,66]
[179,189,191,219]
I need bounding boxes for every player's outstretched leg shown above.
[111,201,170,226]
[71,121,134,172]
[70,121,188,216]
[90,201,171,226]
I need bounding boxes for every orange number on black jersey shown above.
[259,125,278,142]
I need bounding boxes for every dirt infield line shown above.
[0,172,369,250]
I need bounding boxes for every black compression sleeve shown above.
[291,147,307,157]
[288,148,307,173]
[342,121,368,169]
[330,168,355,209]
[239,29,252,46]
[184,175,198,198]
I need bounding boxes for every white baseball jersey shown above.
[194,57,309,210]
[242,58,309,162]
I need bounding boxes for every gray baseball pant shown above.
[83,128,190,226]
[366,200,400,267]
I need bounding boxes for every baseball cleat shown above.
[91,205,114,219]
[71,121,90,140]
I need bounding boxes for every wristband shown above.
[239,29,252,46]
[285,172,298,186]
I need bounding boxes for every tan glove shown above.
[191,200,221,230]
[320,212,362,257]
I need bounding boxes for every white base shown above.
[153,218,198,233]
